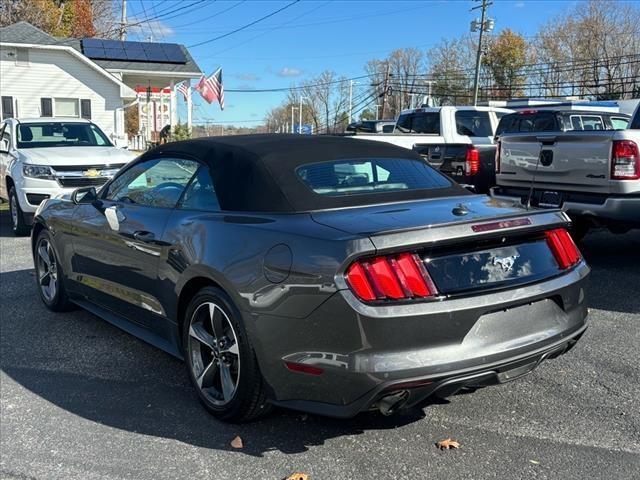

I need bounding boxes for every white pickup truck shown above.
[350,106,512,193]
[491,105,640,238]
[0,117,136,235]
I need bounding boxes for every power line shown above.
[170,0,245,29]
[226,74,374,93]
[198,0,332,59]
[188,0,302,49]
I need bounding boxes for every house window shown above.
[55,98,79,117]
[1,96,14,120]
[16,48,29,66]
[41,98,53,117]
[80,99,92,119]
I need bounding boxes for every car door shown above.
[70,156,200,329]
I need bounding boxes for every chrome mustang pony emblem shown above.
[491,254,520,272]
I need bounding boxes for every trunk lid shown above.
[319,196,573,297]
[311,195,532,236]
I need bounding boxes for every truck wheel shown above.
[9,187,30,236]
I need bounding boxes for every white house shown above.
[0,22,201,147]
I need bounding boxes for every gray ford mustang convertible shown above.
[32,135,589,422]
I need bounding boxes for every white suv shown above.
[0,118,136,235]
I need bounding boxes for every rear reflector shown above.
[611,140,639,180]
[545,228,581,269]
[471,218,532,232]
[346,253,437,302]
[465,147,480,176]
[284,361,324,376]
[495,140,501,173]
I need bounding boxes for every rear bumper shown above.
[490,186,640,227]
[250,261,590,417]
[273,326,586,418]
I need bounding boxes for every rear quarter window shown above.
[297,158,451,196]
[455,111,493,137]
[395,112,440,134]
[610,117,629,130]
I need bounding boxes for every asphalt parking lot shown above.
[1,210,639,480]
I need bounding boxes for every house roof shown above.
[0,21,201,76]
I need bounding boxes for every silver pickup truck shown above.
[491,105,640,238]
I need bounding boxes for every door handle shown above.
[133,231,156,243]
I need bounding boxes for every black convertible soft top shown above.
[144,134,469,212]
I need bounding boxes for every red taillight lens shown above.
[345,253,437,302]
[495,140,501,173]
[465,147,480,176]
[545,228,581,269]
[611,140,639,180]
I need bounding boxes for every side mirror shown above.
[0,139,8,153]
[72,186,98,205]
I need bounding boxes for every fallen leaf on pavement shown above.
[230,436,243,449]
[530,460,540,465]
[436,438,460,450]
[283,474,309,480]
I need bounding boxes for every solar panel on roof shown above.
[82,38,187,64]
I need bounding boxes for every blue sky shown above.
[125,0,583,126]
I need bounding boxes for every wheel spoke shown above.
[221,340,239,356]
[38,245,50,267]
[39,271,50,285]
[196,359,218,388]
[209,303,225,340]
[219,362,235,402]
[189,323,214,347]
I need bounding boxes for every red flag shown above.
[195,68,225,110]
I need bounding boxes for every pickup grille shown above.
[50,164,123,189]
[57,177,109,187]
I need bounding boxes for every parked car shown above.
[351,106,513,193]
[32,135,589,422]
[495,109,630,137]
[0,117,136,236]
[491,106,640,238]
[346,119,396,134]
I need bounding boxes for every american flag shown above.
[176,81,190,101]
[195,68,225,110]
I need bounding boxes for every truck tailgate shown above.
[498,132,613,193]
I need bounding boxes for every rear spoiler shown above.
[369,209,569,252]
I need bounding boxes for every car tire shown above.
[182,286,272,423]
[9,187,30,236]
[34,230,74,312]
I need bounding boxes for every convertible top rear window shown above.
[297,158,451,196]
[142,135,470,213]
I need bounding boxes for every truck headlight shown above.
[23,165,54,179]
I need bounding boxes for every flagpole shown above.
[187,85,192,132]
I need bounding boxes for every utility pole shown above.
[120,0,127,41]
[471,0,493,106]
[380,62,391,120]
[348,80,354,124]
[299,96,304,134]
[291,105,298,133]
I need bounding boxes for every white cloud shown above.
[277,67,302,77]
[514,1,525,7]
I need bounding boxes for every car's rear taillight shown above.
[345,253,438,302]
[465,146,480,176]
[611,140,639,180]
[545,228,581,269]
[495,140,501,173]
